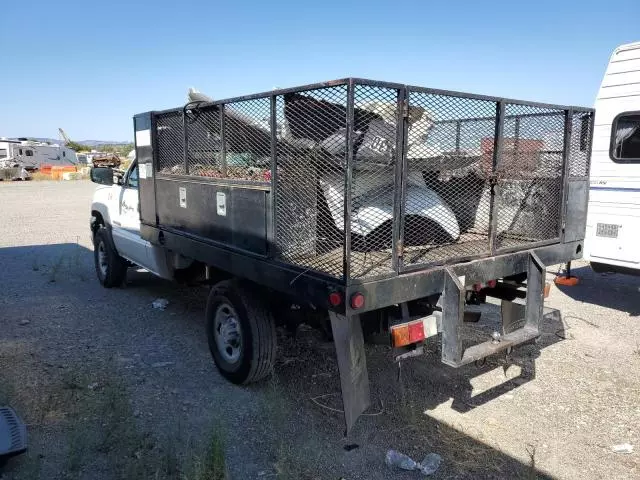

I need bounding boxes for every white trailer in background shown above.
[584,41,640,274]
[0,138,78,169]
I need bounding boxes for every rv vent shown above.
[596,223,619,239]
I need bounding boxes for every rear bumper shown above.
[348,240,584,314]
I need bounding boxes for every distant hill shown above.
[28,138,130,146]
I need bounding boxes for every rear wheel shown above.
[205,279,276,384]
[93,227,127,288]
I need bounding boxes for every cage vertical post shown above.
[343,80,355,283]
[219,104,227,177]
[396,88,411,272]
[391,87,407,274]
[267,95,277,256]
[560,108,573,242]
[182,110,189,175]
[488,101,505,255]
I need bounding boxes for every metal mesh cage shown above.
[150,79,594,282]
[274,86,348,278]
[401,91,497,268]
[156,111,185,173]
[495,104,566,250]
[568,111,593,177]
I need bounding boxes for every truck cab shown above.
[90,161,177,284]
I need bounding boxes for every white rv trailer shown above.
[0,138,78,170]
[584,41,640,274]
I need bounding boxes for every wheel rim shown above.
[214,303,243,364]
[97,241,108,277]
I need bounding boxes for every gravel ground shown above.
[0,180,639,479]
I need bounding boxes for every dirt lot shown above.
[0,180,639,479]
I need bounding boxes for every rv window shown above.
[19,149,23,155]
[0,149,7,159]
[611,112,640,162]
[25,150,34,157]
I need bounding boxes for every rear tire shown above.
[205,279,276,384]
[93,227,128,288]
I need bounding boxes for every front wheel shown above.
[93,227,128,288]
[205,279,276,384]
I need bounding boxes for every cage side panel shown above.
[274,86,348,278]
[494,105,566,251]
[347,85,401,278]
[568,111,594,178]
[400,91,497,268]
[155,178,268,256]
[563,110,593,243]
[156,111,185,173]
[223,98,272,181]
[185,106,223,177]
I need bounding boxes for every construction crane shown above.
[58,128,71,144]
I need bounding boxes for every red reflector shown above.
[328,292,342,307]
[350,292,365,310]
[408,321,425,343]
[487,279,497,288]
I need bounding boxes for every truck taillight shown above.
[328,292,342,307]
[350,292,365,310]
[391,320,426,348]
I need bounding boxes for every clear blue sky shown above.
[1,0,637,142]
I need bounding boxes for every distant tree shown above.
[120,143,134,156]
[65,141,90,152]
[100,143,134,156]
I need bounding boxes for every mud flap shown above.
[329,312,371,434]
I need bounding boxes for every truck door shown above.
[111,162,150,267]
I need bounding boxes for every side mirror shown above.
[90,167,115,185]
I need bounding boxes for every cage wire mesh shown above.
[401,91,497,268]
[224,98,272,181]
[186,106,221,176]
[348,85,400,278]
[495,104,566,250]
[568,111,593,177]
[274,86,348,278]
[156,111,185,173]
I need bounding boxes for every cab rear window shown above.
[611,111,640,162]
